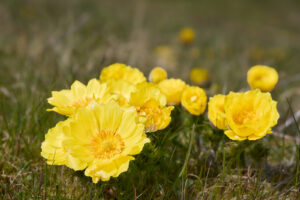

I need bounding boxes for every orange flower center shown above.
[233,109,259,125]
[90,130,125,159]
[72,97,93,108]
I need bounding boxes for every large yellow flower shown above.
[224,89,279,141]
[247,65,279,92]
[47,79,115,116]
[130,83,174,132]
[157,78,186,105]
[41,102,149,183]
[100,63,146,85]
[149,67,168,83]
[104,79,137,106]
[190,67,210,85]
[179,27,195,45]
[208,94,227,130]
[181,86,207,115]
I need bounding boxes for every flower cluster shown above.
[208,64,280,141]
[42,63,177,183]
[41,61,280,183]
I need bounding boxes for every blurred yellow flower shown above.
[154,45,176,71]
[100,63,146,85]
[179,27,195,45]
[149,67,168,83]
[190,67,210,85]
[130,83,174,132]
[208,94,227,129]
[41,102,149,183]
[158,78,186,105]
[224,89,279,141]
[247,65,278,92]
[47,79,115,116]
[181,86,207,115]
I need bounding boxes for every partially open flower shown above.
[157,78,186,105]
[149,67,168,83]
[100,63,146,85]
[224,89,279,140]
[247,65,278,92]
[179,27,195,45]
[181,86,207,115]
[130,83,173,132]
[104,79,137,106]
[208,94,227,129]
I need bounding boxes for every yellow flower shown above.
[41,102,150,183]
[41,121,84,169]
[247,65,279,92]
[130,83,174,132]
[179,27,195,45]
[157,79,186,105]
[224,89,279,141]
[149,67,168,83]
[154,45,176,71]
[181,86,207,115]
[190,67,210,85]
[104,79,137,106]
[100,63,146,85]
[47,79,114,116]
[208,94,227,129]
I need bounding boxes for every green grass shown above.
[1,0,300,199]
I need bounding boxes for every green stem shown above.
[179,123,195,177]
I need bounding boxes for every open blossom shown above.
[181,86,207,115]
[179,27,195,45]
[100,63,146,85]
[157,78,186,105]
[247,65,278,92]
[41,102,149,183]
[130,83,173,132]
[208,94,227,130]
[47,79,115,116]
[224,89,279,140]
[149,67,168,83]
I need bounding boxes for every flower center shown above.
[90,130,125,159]
[72,96,93,108]
[233,109,258,125]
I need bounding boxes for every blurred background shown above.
[1,0,300,109]
[1,0,300,198]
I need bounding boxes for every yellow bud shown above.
[149,67,168,83]
[190,67,210,85]
[247,65,278,92]
[181,86,207,115]
[179,27,195,45]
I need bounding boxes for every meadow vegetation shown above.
[1,0,300,199]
